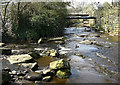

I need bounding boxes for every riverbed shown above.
[1,27,119,84]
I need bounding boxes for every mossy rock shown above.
[49,59,70,70]
[56,69,71,79]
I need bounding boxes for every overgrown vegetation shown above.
[2,2,70,42]
[85,1,120,34]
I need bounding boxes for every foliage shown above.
[8,2,69,41]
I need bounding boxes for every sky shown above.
[64,0,112,4]
[64,0,113,8]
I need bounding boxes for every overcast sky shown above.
[65,0,112,3]
[64,0,113,8]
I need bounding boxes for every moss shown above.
[56,69,71,79]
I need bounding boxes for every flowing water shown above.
[1,27,119,84]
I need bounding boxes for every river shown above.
[1,27,119,84]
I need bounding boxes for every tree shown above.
[0,0,11,33]
[9,2,69,40]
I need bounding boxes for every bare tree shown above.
[0,0,11,33]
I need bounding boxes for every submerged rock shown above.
[2,71,11,85]
[24,72,43,81]
[21,62,38,71]
[0,48,11,55]
[28,52,41,59]
[56,69,71,79]
[7,54,33,64]
[42,76,52,82]
[49,59,70,70]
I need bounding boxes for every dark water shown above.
[1,27,119,83]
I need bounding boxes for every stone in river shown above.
[24,72,43,81]
[7,54,33,64]
[56,69,71,79]
[49,59,70,70]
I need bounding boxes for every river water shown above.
[1,27,119,84]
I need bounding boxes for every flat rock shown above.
[7,54,33,64]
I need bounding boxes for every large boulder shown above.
[0,48,11,55]
[24,72,43,81]
[2,71,11,85]
[49,59,70,70]
[56,69,71,79]
[7,54,33,64]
